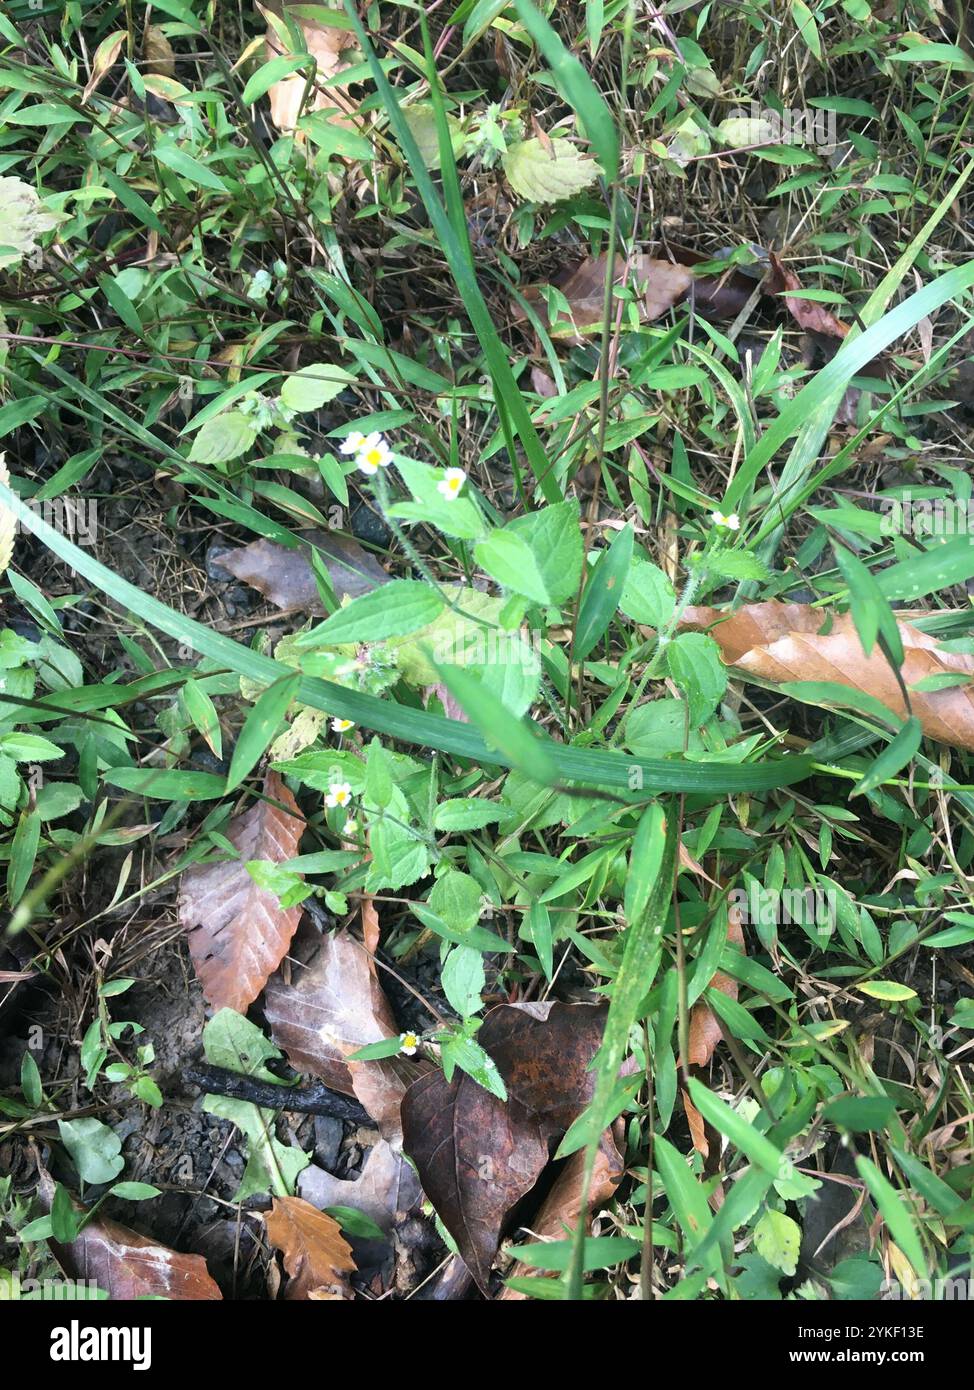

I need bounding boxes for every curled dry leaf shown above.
[264,929,427,1144]
[264,8,357,133]
[682,602,974,752]
[767,251,850,342]
[497,1124,624,1301]
[400,1001,608,1294]
[299,1138,423,1235]
[264,1195,355,1299]
[37,1166,220,1299]
[178,771,305,1013]
[219,530,388,614]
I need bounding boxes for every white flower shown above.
[436,467,466,501]
[355,432,392,475]
[339,431,367,456]
[399,1031,420,1056]
[342,817,358,836]
[325,781,352,809]
[711,510,740,531]
[331,717,354,733]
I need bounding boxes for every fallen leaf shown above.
[264,1195,356,1299]
[37,1167,220,1299]
[687,897,745,1067]
[767,251,850,341]
[400,1001,607,1294]
[521,255,693,345]
[681,1087,710,1160]
[682,602,974,752]
[264,9,357,133]
[179,771,305,1013]
[497,1125,624,1300]
[299,1138,422,1234]
[264,929,425,1143]
[219,530,388,614]
[143,24,176,77]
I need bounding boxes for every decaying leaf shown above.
[687,897,745,1068]
[400,1001,608,1293]
[219,530,388,614]
[502,137,601,203]
[264,8,357,133]
[767,251,850,342]
[402,104,464,170]
[143,24,176,77]
[37,1168,221,1299]
[179,771,305,1012]
[0,177,63,270]
[497,1125,624,1300]
[299,1138,422,1234]
[521,255,693,346]
[264,1195,355,1299]
[682,602,974,752]
[264,929,425,1143]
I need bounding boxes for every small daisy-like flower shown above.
[711,510,740,531]
[399,1031,420,1056]
[339,430,368,456]
[325,781,352,809]
[342,817,358,837]
[355,432,392,476]
[331,717,354,733]
[436,467,466,502]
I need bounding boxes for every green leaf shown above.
[433,799,501,831]
[575,524,633,661]
[242,53,310,105]
[58,1117,124,1185]
[227,674,300,792]
[856,980,917,1002]
[101,769,228,800]
[852,717,922,797]
[665,633,727,726]
[753,1209,801,1276]
[188,410,258,464]
[502,137,601,203]
[401,103,464,169]
[441,945,485,1018]
[297,580,445,645]
[855,1155,928,1279]
[506,499,583,604]
[475,530,551,604]
[280,363,356,412]
[619,555,675,628]
[154,142,229,192]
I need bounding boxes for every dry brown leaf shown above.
[682,1087,710,1160]
[521,254,693,346]
[299,1138,423,1235]
[401,1002,609,1294]
[37,1168,221,1299]
[264,7,357,133]
[264,930,426,1143]
[264,1195,355,1299]
[682,602,974,752]
[497,1125,624,1300]
[178,771,305,1013]
[767,251,850,342]
[219,530,388,614]
[687,897,745,1068]
[143,24,176,77]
